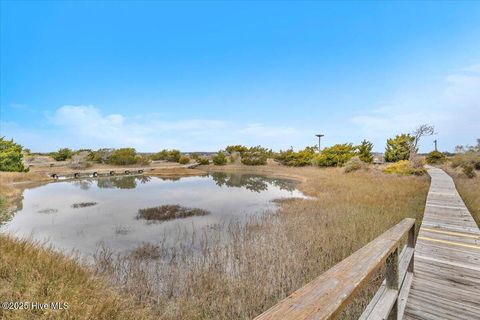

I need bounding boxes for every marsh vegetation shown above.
[92,167,428,320]
[136,205,210,222]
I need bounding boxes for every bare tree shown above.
[410,124,436,159]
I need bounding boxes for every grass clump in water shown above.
[137,204,210,222]
[71,202,97,208]
[37,208,58,214]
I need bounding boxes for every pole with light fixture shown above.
[315,134,324,152]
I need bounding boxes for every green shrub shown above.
[150,149,181,162]
[315,143,356,167]
[241,146,269,166]
[0,137,26,172]
[87,148,114,163]
[190,153,200,160]
[275,146,316,167]
[225,145,248,154]
[385,134,415,162]
[344,156,367,173]
[357,140,373,163]
[462,163,476,178]
[425,151,446,164]
[178,156,190,165]
[383,160,426,175]
[212,151,227,165]
[197,157,210,165]
[108,148,138,165]
[51,148,74,161]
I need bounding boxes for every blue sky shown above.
[1,1,479,152]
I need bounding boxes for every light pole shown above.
[315,134,324,152]
[434,140,438,151]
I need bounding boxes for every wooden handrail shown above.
[254,218,416,320]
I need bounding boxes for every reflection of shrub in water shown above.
[37,208,58,214]
[71,202,97,209]
[96,176,151,189]
[71,180,93,190]
[210,172,296,192]
[159,176,181,182]
[136,205,209,222]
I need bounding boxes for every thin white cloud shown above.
[350,65,480,152]
[2,105,304,151]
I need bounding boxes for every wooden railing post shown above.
[386,247,399,320]
[407,224,415,273]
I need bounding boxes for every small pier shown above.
[49,168,147,180]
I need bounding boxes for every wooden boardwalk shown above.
[403,166,480,320]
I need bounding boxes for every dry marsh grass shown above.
[0,172,50,205]
[93,166,429,319]
[445,166,480,226]
[0,235,152,320]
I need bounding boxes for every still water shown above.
[1,173,304,257]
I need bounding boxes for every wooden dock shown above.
[254,166,480,320]
[403,166,480,320]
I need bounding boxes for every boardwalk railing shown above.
[255,218,416,320]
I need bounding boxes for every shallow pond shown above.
[1,172,304,257]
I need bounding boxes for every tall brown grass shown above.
[93,166,429,319]
[445,166,480,226]
[0,235,152,320]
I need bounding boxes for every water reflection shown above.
[95,176,151,189]
[70,174,297,193]
[2,173,304,258]
[209,172,297,192]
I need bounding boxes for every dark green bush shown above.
[150,149,181,162]
[275,146,316,167]
[425,151,446,164]
[212,151,227,165]
[356,140,373,163]
[0,137,26,172]
[51,148,74,161]
[385,134,415,162]
[108,148,138,165]
[315,143,356,167]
